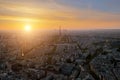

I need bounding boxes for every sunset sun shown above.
[25,24,31,32]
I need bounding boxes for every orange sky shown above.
[0,0,120,30]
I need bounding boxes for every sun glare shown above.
[25,24,31,32]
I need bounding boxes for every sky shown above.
[0,0,120,30]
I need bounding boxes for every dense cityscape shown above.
[0,29,120,80]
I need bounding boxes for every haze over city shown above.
[0,0,120,30]
[0,0,120,80]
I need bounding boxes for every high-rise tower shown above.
[59,26,61,37]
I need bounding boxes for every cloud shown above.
[0,0,120,30]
